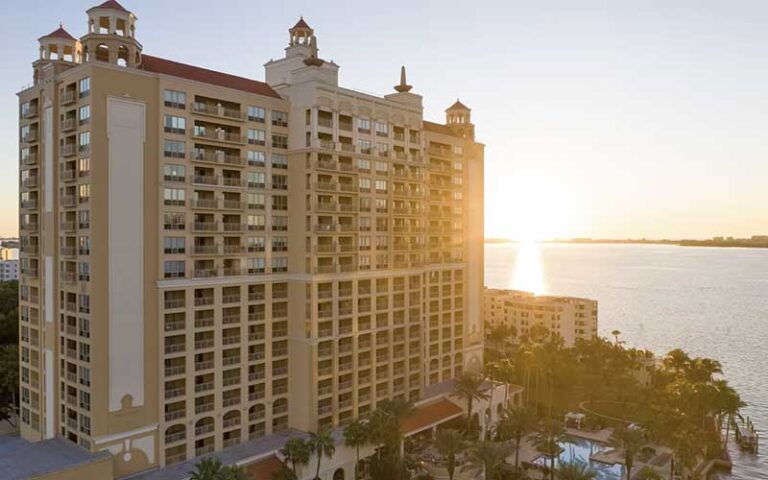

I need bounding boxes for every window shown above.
[272,134,288,149]
[358,139,371,154]
[79,366,91,386]
[358,178,371,192]
[78,158,90,177]
[164,115,186,134]
[375,161,388,173]
[247,193,265,209]
[164,260,186,278]
[375,179,388,193]
[247,215,266,231]
[164,237,185,254]
[248,151,265,167]
[271,257,288,272]
[375,121,389,137]
[78,132,90,152]
[164,140,185,158]
[247,129,266,146]
[248,172,265,188]
[359,256,371,270]
[20,102,31,118]
[78,262,90,282]
[272,111,288,127]
[79,77,91,97]
[357,118,371,133]
[164,212,185,230]
[359,217,371,231]
[164,89,186,109]
[163,188,186,206]
[79,105,90,124]
[247,106,265,122]
[453,161,463,171]
[272,216,288,231]
[360,197,371,211]
[453,145,463,155]
[375,198,387,212]
[163,164,186,182]
[79,391,91,411]
[272,196,288,211]
[272,174,287,190]
[357,158,370,171]
[376,236,389,249]
[453,175,463,186]
[80,415,91,434]
[272,237,287,252]
[248,258,266,274]
[78,210,90,229]
[247,236,265,252]
[376,143,388,156]
[78,184,90,203]
[79,295,90,315]
[80,342,91,362]
[359,236,371,250]
[272,153,287,169]
[78,236,90,255]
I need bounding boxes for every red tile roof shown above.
[39,26,76,42]
[245,455,284,480]
[93,0,130,13]
[292,17,311,30]
[447,99,470,111]
[400,399,464,435]
[423,120,459,138]
[141,54,282,99]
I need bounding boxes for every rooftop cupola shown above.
[394,66,412,93]
[289,17,313,46]
[446,99,475,140]
[33,24,82,83]
[81,0,142,67]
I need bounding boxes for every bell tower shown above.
[446,99,475,141]
[80,0,142,68]
[33,25,81,84]
[265,17,339,88]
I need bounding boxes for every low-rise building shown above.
[0,259,19,281]
[484,288,598,347]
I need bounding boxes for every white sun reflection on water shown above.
[510,240,546,294]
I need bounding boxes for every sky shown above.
[1,0,767,240]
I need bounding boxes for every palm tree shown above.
[308,428,336,480]
[496,406,536,470]
[715,381,744,447]
[556,459,597,480]
[534,418,565,480]
[611,330,622,346]
[663,349,691,376]
[609,425,645,480]
[344,419,369,479]
[220,465,248,480]
[434,429,465,480]
[454,372,489,436]
[280,437,310,478]
[190,457,225,480]
[463,440,511,480]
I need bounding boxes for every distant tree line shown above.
[0,280,19,429]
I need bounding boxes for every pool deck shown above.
[566,426,614,443]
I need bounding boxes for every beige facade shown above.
[16,2,485,478]
[484,288,598,347]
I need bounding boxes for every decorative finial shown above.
[394,65,413,93]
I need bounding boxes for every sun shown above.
[487,170,587,241]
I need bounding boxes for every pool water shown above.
[533,436,625,479]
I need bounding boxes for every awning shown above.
[400,399,464,436]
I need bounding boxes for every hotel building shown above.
[484,288,598,347]
[14,2,487,478]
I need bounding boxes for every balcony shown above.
[192,128,245,145]
[165,410,186,422]
[192,150,245,167]
[192,102,244,121]
[60,90,76,105]
[61,144,76,157]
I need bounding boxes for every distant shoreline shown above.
[485,238,768,249]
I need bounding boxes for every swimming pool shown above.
[532,436,625,479]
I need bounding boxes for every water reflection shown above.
[511,240,546,294]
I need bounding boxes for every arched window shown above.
[95,44,109,63]
[249,403,265,422]
[195,417,214,436]
[117,45,129,67]
[223,410,241,428]
[333,468,345,480]
[165,424,185,443]
[429,359,438,371]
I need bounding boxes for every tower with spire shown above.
[445,99,475,140]
[265,17,339,88]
